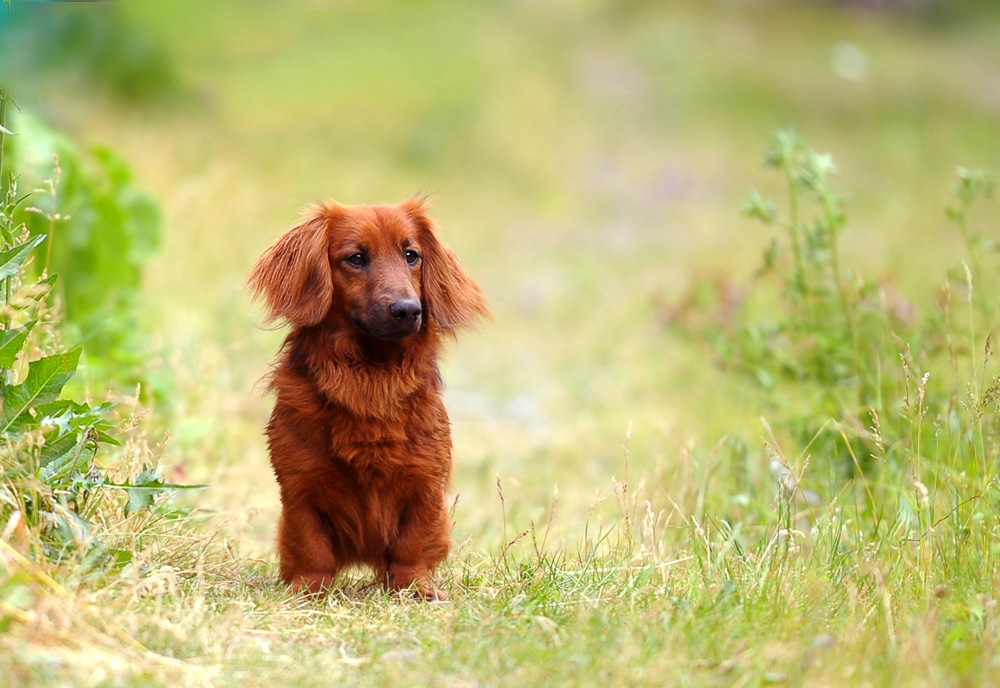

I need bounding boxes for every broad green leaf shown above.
[126,485,157,516]
[44,404,119,446]
[0,321,34,368]
[0,347,81,433]
[0,234,46,282]
[123,467,163,516]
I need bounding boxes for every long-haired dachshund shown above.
[247,197,488,599]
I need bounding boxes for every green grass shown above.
[4,0,1000,686]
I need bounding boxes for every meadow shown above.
[3,1,1000,685]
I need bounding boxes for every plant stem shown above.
[45,183,55,274]
[824,193,853,341]
[956,211,991,320]
[785,166,813,326]
[0,89,7,192]
[0,91,9,329]
[965,263,987,477]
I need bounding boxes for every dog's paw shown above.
[390,577,449,602]
[416,584,449,602]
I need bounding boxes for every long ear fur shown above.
[247,212,333,326]
[402,197,490,332]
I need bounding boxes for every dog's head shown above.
[248,198,489,340]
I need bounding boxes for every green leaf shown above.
[47,503,95,552]
[0,234,46,282]
[39,430,92,479]
[36,399,117,434]
[36,409,119,482]
[0,347,82,434]
[105,549,133,570]
[744,189,777,225]
[0,122,14,136]
[124,472,159,515]
[35,400,119,475]
[0,321,34,368]
[103,467,208,516]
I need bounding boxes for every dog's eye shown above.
[404,249,420,266]
[346,253,367,268]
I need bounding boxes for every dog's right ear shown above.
[247,211,333,327]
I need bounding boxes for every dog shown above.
[247,197,488,599]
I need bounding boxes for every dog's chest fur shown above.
[271,327,451,481]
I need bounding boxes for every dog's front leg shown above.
[385,496,450,600]
[277,503,340,594]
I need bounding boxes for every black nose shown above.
[389,299,422,321]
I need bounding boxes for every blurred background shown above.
[2,0,999,552]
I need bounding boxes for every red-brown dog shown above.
[248,198,488,599]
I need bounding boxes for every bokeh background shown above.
[2,0,999,553]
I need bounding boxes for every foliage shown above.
[677,129,999,495]
[0,91,201,572]
[736,129,886,468]
[6,109,162,392]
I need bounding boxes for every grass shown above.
[4,0,1000,686]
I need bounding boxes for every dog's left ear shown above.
[402,197,490,332]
